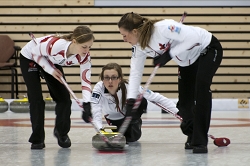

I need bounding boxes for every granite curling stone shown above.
[92,126,126,150]
[0,97,9,113]
[10,97,29,113]
[44,97,56,111]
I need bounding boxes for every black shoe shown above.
[185,142,193,149]
[31,143,45,149]
[54,129,71,148]
[185,135,193,149]
[193,145,208,153]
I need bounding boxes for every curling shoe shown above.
[185,142,193,149]
[31,143,45,149]
[193,145,208,153]
[54,129,71,148]
[185,135,193,149]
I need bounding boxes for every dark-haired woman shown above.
[82,63,179,143]
[117,12,223,153]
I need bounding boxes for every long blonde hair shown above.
[55,25,95,43]
[118,12,161,49]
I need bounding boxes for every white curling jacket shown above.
[91,81,179,129]
[127,19,212,99]
[21,35,92,102]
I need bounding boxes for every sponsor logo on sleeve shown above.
[91,92,101,104]
[168,25,181,34]
[58,59,66,65]
[146,89,152,94]
[139,86,152,94]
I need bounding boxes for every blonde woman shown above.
[20,26,94,149]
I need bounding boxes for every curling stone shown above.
[10,97,30,113]
[0,97,8,113]
[92,126,126,150]
[44,97,56,111]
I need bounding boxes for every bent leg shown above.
[42,65,72,137]
[20,55,45,144]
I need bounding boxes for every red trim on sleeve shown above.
[82,86,92,92]
[82,69,91,85]
[46,37,60,55]
[175,56,182,61]
[79,53,90,64]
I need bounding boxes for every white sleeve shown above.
[90,84,103,129]
[159,20,200,57]
[79,53,92,102]
[30,36,69,75]
[31,46,55,75]
[139,86,179,114]
[127,46,147,99]
[159,20,185,42]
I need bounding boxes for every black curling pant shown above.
[20,54,72,144]
[177,35,223,146]
[106,97,147,142]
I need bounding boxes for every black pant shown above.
[177,35,223,146]
[106,97,147,142]
[20,54,72,144]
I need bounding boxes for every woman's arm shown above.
[127,46,147,99]
[90,83,104,129]
[79,53,92,102]
[30,36,70,75]
[139,86,179,114]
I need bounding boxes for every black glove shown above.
[82,102,92,123]
[180,119,193,136]
[153,49,172,67]
[99,128,105,132]
[125,99,137,119]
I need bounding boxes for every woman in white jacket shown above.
[20,26,94,149]
[82,63,178,143]
[117,12,223,153]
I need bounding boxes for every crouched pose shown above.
[82,63,178,143]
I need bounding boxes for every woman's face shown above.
[73,39,93,57]
[119,27,138,45]
[102,69,121,95]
